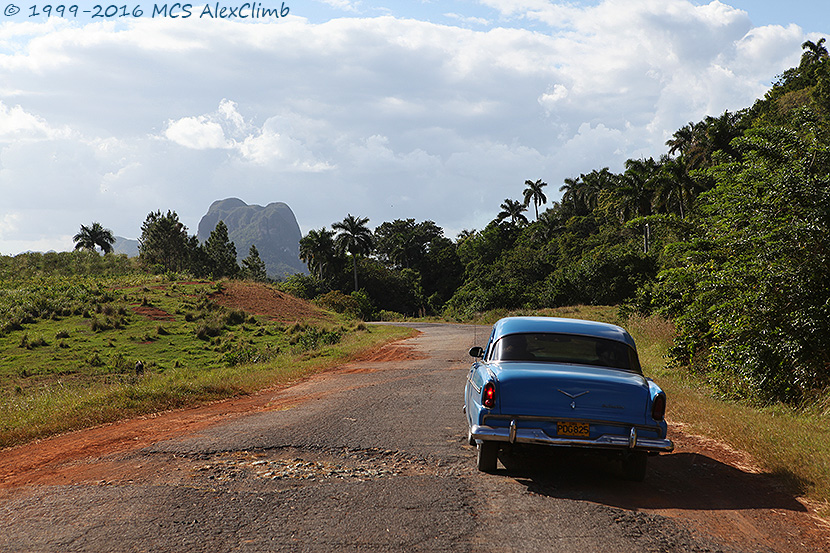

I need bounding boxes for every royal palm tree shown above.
[654,155,697,219]
[456,229,476,243]
[496,199,528,227]
[666,122,696,157]
[800,38,828,68]
[299,227,338,281]
[608,158,660,224]
[332,214,373,291]
[559,176,582,212]
[73,222,115,254]
[522,179,548,220]
[578,168,615,212]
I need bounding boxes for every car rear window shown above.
[490,333,641,373]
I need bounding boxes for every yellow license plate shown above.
[557,422,589,437]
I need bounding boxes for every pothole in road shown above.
[190,447,436,483]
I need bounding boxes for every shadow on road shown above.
[486,447,808,514]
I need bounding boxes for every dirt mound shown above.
[210,281,331,323]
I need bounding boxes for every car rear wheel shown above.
[476,441,499,472]
[622,451,647,481]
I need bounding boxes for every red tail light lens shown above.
[482,382,496,409]
[651,394,666,421]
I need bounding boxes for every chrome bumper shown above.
[471,422,674,453]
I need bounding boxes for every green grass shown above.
[0,275,413,449]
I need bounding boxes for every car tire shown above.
[622,451,648,482]
[476,441,499,472]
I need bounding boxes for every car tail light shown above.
[651,393,666,421]
[482,382,496,409]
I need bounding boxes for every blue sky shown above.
[0,1,827,254]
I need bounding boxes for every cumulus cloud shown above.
[0,101,74,142]
[0,1,819,253]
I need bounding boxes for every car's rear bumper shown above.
[471,421,674,453]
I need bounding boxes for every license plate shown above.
[557,421,589,437]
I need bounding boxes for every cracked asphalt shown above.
[0,323,802,552]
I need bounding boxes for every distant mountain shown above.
[196,198,305,279]
[113,237,140,257]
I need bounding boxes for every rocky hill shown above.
[196,198,305,279]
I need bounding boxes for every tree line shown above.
[72,211,268,282]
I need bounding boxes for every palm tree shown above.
[73,222,115,254]
[559,176,581,211]
[666,122,696,157]
[299,227,338,281]
[654,155,697,219]
[800,38,828,68]
[456,229,476,243]
[496,199,528,227]
[522,179,548,220]
[578,168,615,212]
[616,158,660,221]
[332,214,373,291]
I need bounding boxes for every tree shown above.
[579,168,616,213]
[204,220,238,278]
[496,199,528,227]
[139,211,190,272]
[559,176,582,213]
[654,155,697,219]
[665,112,745,171]
[800,38,828,69]
[73,222,115,254]
[242,244,268,281]
[332,214,373,291]
[612,158,660,222]
[299,227,341,283]
[374,219,442,269]
[522,179,548,220]
[655,119,830,403]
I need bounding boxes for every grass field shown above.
[0,275,413,449]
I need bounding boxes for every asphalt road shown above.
[0,323,762,552]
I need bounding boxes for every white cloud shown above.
[165,117,231,149]
[0,1,819,253]
[0,212,20,237]
[0,101,74,142]
[538,84,568,110]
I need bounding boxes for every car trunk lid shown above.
[491,362,650,424]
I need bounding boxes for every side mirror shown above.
[468,346,484,358]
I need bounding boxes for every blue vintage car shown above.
[464,316,673,480]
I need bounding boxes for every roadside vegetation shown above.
[0,263,412,449]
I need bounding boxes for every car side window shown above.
[493,334,535,361]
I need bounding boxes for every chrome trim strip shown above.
[471,424,674,453]
[483,414,663,433]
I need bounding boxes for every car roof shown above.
[491,316,637,349]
